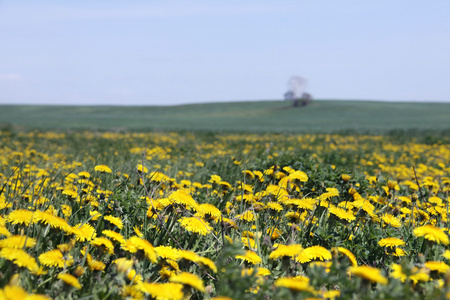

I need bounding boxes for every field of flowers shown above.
[1,129,450,299]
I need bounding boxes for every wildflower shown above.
[197,203,222,220]
[331,247,357,266]
[88,259,106,271]
[381,214,402,228]
[61,205,72,218]
[39,249,73,268]
[94,164,112,173]
[0,226,11,237]
[409,267,430,284]
[196,256,217,273]
[114,258,134,274]
[237,211,255,222]
[102,230,126,244]
[57,273,82,289]
[121,236,157,263]
[169,190,199,211]
[267,202,283,212]
[169,272,205,292]
[274,276,314,293]
[392,248,407,257]
[104,215,124,229]
[269,244,303,260]
[378,237,405,248]
[413,225,449,245]
[390,264,407,282]
[155,246,181,261]
[341,174,351,181]
[34,210,72,233]
[91,237,115,255]
[0,235,36,248]
[348,266,388,285]
[0,248,40,273]
[425,261,450,274]
[6,209,35,226]
[296,246,332,263]
[179,217,212,235]
[133,226,144,238]
[78,171,91,178]
[72,223,97,242]
[137,282,184,300]
[136,164,148,173]
[329,206,356,222]
[235,250,262,264]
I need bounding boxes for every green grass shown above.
[1,100,450,133]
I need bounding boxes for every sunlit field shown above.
[1,129,450,299]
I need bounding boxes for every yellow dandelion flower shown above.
[61,205,72,218]
[72,223,96,242]
[169,272,205,292]
[168,190,199,211]
[39,249,73,268]
[413,225,449,245]
[378,237,405,248]
[114,257,134,274]
[133,226,144,238]
[341,174,351,181]
[137,282,184,300]
[331,247,357,266]
[104,215,124,229]
[275,276,314,293]
[442,250,450,260]
[136,164,148,173]
[409,267,430,284]
[78,171,91,179]
[179,217,212,235]
[328,206,356,222]
[235,250,262,264]
[269,244,303,260]
[425,261,450,274]
[6,209,35,226]
[88,259,106,271]
[390,264,407,282]
[121,236,157,263]
[34,210,72,233]
[94,164,112,173]
[298,246,332,263]
[121,285,144,300]
[381,214,402,228]
[288,170,309,182]
[196,203,221,220]
[0,247,40,273]
[91,237,115,255]
[348,266,388,285]
[0,235,36,249]
[238,211,255,222]
[0,225,11,237]
[196,256,217,273]
[241,236,257,249]
[102,230,125,244]
[155,246,181,261]
[57,273,82,289]
[178,249,199,262]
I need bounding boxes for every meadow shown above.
[1,101,450,299]
[0,127,450,299]
[2,100,450,132]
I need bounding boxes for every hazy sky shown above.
[1,1,449,105]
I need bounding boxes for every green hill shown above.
[1,100,450,133]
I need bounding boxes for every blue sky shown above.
[1,1,449,105]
